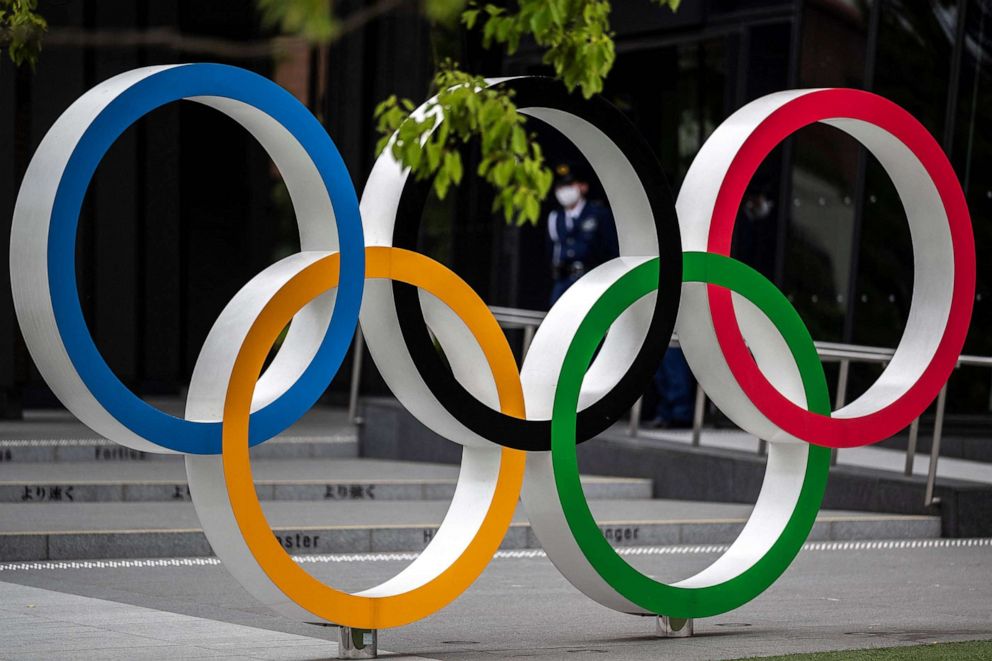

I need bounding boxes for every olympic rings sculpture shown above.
[10,64,974,630]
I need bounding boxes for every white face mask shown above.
[555,184,582,209]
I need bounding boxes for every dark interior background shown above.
[0,0,988,424]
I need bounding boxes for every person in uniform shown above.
[547,162,619,305]
[651,349,694,428]
[545,162,692,428]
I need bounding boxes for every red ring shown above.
[707,89,975,449]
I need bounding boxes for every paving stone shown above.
[0,533,47,562]
[679,521,747,545]
[0,582,391,660]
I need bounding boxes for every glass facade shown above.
[0,0,989,418]
[577,0,989,415]
[952,0,992,412]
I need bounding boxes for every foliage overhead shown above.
[375,62,553,224]
[0,0,46,68]
[257,0,337,44]
[5,0,681,224]
[252,0,682,224]
[374,0,680,225]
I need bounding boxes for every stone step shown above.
[0,458,652,503]
[878,431,992,464]
[358,397,992,538]
[0,498,942,562]
[0,405,358,463]
[0,434,359,463]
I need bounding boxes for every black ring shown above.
[391,77,681,451]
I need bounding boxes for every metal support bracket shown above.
[692,386,706,447]
[656,616,693,638]
[347,328,366,425]
[338,626,377,659]
[924,383,948,507]
[628,396,643,438]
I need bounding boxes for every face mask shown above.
[555,184,582,208]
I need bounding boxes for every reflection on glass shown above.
[782,0,872,342]
[674,39,728,183]
[951,0,992,411]
[854,0,957,355]
[785,126,859,342]
[730,22,791,283]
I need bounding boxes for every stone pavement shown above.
[0,581,433,660]
[1,538,989,660]
[0,402,986,659]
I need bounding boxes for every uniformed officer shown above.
[547,163,619,305]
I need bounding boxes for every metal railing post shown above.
[834,359,851,408]
[522,324,536,360]
[904,416,920,476]
[924,383,948,507]
[347,328,365,425]
[830,359,850,466]
[480,307,992,495]
[628,397,642,438]
[691,387,706,447]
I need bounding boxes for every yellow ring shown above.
[221,246,526,629]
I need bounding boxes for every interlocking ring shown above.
[372,78,682,451]
[677,89,975,449]
[10,64,974,631]
[186,248,525,628]
[10,64,365,455]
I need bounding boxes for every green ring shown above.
[550,252,831,618]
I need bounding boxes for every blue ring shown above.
[48,64,364,454]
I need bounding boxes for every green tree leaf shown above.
[1,0,48,68]
[254,0,679,225]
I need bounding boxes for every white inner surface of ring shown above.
[676,91,809,445]
[184,95,338,421]
[180,97,505,617]
[678,92,955,447]
[186,253,506,621]
[9,68,340,455]
[674,292,808,589]
[816,118,953,418]
[526,92,821,613]
[522,285,810,611]
[518,108,660,414]
[514,107,676,613]
[11,66,180,453]
[673,114,956,589]
[180,93,354,623]
[357,93,663,453]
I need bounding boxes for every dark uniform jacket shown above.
[547,200,619,304]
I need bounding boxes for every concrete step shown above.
[360,397,992,538]
[0,458,652,503]
[0,405,358,463]
[0,433,359,463]
[0,498,941,562]
[640,427,992,486]
[878,430,992,464]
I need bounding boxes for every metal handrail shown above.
[347,305,992,507]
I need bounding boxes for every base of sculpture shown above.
[338,626,377,658]
[656,616,693,638]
